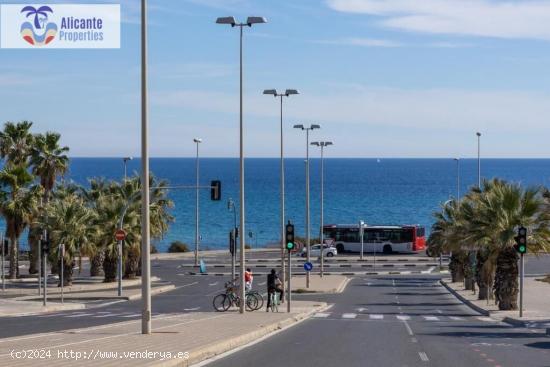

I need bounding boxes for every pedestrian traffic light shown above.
[514,226,527,254]
[285,221,295,251]
[211,180,221,201]
[41,238,50,254]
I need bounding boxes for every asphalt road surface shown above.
[206,276,550,367]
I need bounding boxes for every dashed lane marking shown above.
[397,315,411,321]
[369,314,384,320]
[313,313,331,318]
[342,313,357,319]
[423,316,439,321]
[419,352,429,362]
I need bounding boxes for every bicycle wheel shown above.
[251,291,264,310]
[213,294,230,312]
[246,293,258,311]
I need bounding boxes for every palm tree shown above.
[0,165,42,278]
[21,6,53,29]
[0,121,34,167]
[37,194,97,286]
[28,132,69,274]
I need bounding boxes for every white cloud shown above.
[326,0,550,40]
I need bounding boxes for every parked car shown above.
[300,244,337,257]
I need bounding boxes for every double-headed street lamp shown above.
[294,124,320,288]
[263,88,299,300]
[193,138,202,267]
[311,141,332,277]
[217,15,266,314]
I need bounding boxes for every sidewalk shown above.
[0,300,328,367]
[291,275,350,293]
[441,277,550,329]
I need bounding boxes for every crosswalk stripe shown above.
[477,317,497,322]
[423,316,439,321]
[313,312,331,318]
[397,315,411,321]
[342,313,357,319]
[369,314,384,320]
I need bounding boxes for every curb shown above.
[186,270,433,277]
[183,303,330,367]
[0,302,87,317]
[127,284,176,301]
[180,263,440,268]
[439,280,490,316]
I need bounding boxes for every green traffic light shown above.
[519,245,526,253]
[286,242,294,250]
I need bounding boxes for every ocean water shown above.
[13,158,550,252]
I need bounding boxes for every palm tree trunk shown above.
[476,251,488,300]
[493,246,519,310]
[102,253,117,283]
[90,251,104,277]
[8,235,18,279]
[449,252,465,283]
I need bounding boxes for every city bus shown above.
[323,224,426,254]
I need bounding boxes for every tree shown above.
[0,165,41,278]
[21,6,53,29]
[28,132,69,274]
[0,121,34,167]
[37,194,97,286]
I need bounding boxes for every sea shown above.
[11,158,550,252]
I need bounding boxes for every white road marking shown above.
[436,310,443,314]
[411,337,418,343]
[342,313,357,319]
[369,314,384,320]
[397,315,411,321]
[174,281,199,290]
[120,313,140,318]
[423,316,439,321]
[313,312,331,318]
[65,313,94,318]
[208,282,218,286]
[356,307,367,312]
[258,282,266,286]
[94,313,124,318]
[403,320,414,336]
[477,317,497,322]
[449,316,464,321]
[419,352,429,362]
[183,307,201,311]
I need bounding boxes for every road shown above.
[207,275,550,367]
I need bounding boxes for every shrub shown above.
[245,244,252,250]
[168,241,190,253]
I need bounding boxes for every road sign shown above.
[304,262,313,272]
[115,229,126,241]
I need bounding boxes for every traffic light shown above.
[514,226,527,254]
[285,221,295,251]
[41,238,50,254]
[211,180,221,201]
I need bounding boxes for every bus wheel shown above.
[383,245,393,254]
[336,243,344,253]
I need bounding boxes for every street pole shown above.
[305,128,310,288]
[37,236,41,295]
[141,0,152,334]
[1,235,5,292]
[373,237,377,272]
[360,220,364,261]
[477,132,481,188]
[216,16,266,313]
[231,229,236,281]
[43,236,47,307]
[454,158,460,202]
[264,89,298,297]
[60,244,64,304]
[519,253,524,317]
[287,248,291,313]
[319,144,325,277]
[194,138,202,267]
[123,157,132,181]
[118,224,123,297]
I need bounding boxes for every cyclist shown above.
[266,269,283,311]
[245,268,253,291]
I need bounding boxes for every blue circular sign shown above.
[304,262,313,272]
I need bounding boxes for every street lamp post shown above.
[193,138,202,267]
[311,141,332,277]
[359,220,365,261]
[217,15,266,313]
[294,124,320,288]
[476,132,481,188]
[264,89,299,299]
[454,158,460,202]
[140,0,152,335]
[123,157,133,180]
[228,198,237,280]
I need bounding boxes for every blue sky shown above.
[2,0,550,157]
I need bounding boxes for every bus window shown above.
[416,227,425,237]
[344,231,359,243]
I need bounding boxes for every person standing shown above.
[244,267,253,291]
[266,269,283,311]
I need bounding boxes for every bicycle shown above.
[212,280,259,312]
[267,290,279,312]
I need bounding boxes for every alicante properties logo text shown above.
[20,5,106,47]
